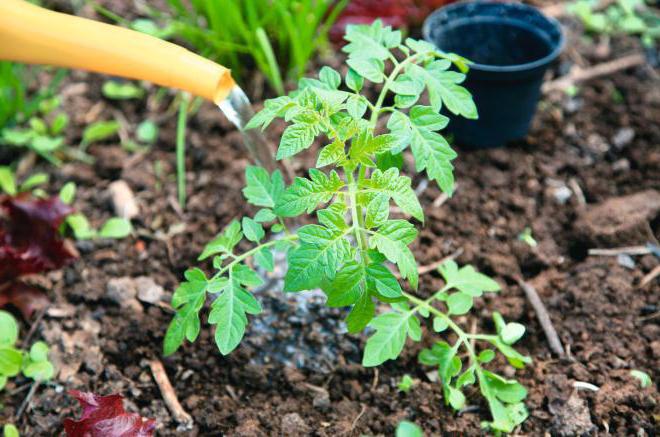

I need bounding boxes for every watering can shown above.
[0,0,235,103]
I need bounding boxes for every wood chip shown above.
[149,359,193,428]
[108,180,139,220]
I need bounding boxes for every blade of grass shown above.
[255,28,285,95]
[176,94,190,208]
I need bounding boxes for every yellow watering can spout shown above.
[0,0,235,104]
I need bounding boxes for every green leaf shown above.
[343,22,392,61]
[20,173,48,191]
[346,95,368,120]
[209,275,261,355]
[438,260,501,296]
[359,168,423,222]
[243,166,285,208]
[478,349,496,363]
[491,338,532,369]
[448,386,466,410]
[102,81,145,100]
[456,365,476,387]
[50,113,69,135]
[345,68,364,92]
[98,218,132,239]
[346,292,375,333]
[409,62,478,119]
[274,169,344,217]
[346,58,385,83]
[317,139,346,168]
[365,194,389,229]
[350,131,398,166]
[447,292,473,315]
[0,167,16,196]
[254,209,277,223]
[82,120,119,145]
[199,220,242,260]
[630,370,652,388]
[65,214,96,240]
[366,263,402,299]
[241,217,264,243]
[410,105,449,131]
[245,96,294,131]
[398,374,415,393]
[319,66,341,89]
[136,120,158,144]
[23,359,54,381]
[368,220,418,288]
[317,202,349,232]
[59,182,76,204]
[3,424,19,437]
[433,316,449,333]
[410,126,456,195]
[362,311,413,367]
[285,226,350,292]
[254,248,274,272]
[406,38,437,55]
[0,348,22,377]
[28,342,49,362]
[277,122,318,159]
[483,370,528,403]
[0,311,18,346]
[500,323,525,345]
[396,420,423,437]
[323,261,364,307]
[164,268,208,355]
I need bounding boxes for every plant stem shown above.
[346,171,368,253]
[212,234,299,280]
[176,94,190,208]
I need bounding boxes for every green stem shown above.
[212,234,299,280]
[176,94,190,208]
[346,171,368,254]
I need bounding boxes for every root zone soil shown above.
[1,34,659,437]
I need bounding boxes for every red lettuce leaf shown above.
[331,0,457,41]
[0,281,50,319]
[64,391,156,437]
[0,194,77,283]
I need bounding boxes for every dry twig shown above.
[149,359,193,428]
[16,381,40,420]
[639,264,660,289]
[516,277,565,357]
[588,246,651,256]
[543,53,646,93]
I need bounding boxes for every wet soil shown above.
[1,12,659,437]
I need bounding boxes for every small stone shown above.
[612,159,630,172]
[281,413,310,436]
[106,277,137,304]
[616,254,636,269]
[135,276,164,304]
[108,180,139,220]
[553,186,573,204]
[612,127,635,149]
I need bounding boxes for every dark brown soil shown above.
[1,9,659,437]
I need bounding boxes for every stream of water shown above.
[218,86,277,172]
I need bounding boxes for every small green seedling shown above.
[164,21,529,433]
[518,227,538,247]
[396,421,423,437]
[630,369,652,388]
[0,95,69,165]
[569,0,660,46]
[3,424,19,437]
[398,374,415,393]
[0,310,55,391]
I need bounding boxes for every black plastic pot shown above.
[423,1,564,148]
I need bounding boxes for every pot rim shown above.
[422,0,565,74]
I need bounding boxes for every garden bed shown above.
[1,9,659,437]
